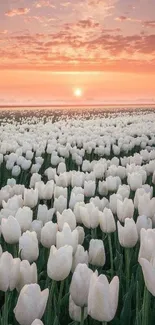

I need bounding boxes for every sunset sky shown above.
[0,0,155,104]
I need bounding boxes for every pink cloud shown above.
[0,30,8,35]
[77,19,100,29]
[115,16,141,23]
[5,8,30,17]
[34,1,56,8]
[60,2,71,7]
[142,21,155,28]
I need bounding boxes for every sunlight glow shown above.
[74,88,83,97]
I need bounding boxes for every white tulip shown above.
[69,295,87,322]
[16,260,38,292]
[89,239,106,267]
[47,245,73,281]
[88,271,119,322]
[15,207,33,232]
[70,264,93,307]
[56,223,78,253]
[19,231,39,263]
[99,208,116,233]
[57,209,76,231]
[14,284,49,325]
[72,245,88,272]
[136,215,152,237]
[1,216,21,244]
[117,219,138,248]
[41,221,58,248]
[117,198,134,222]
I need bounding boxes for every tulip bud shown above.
[43,181,55,200]
[1,216,21,244]
[30,220,43,242]
[31,321,44,325]
[136,215,152,237]
[80,203,99,229]
[56,223,78,253]
[76,226,85,245]
[70,264,93,307]
[88,271,119,322]
[69,295,88,322]
[12,165,21,177]
[138,228,155,262]
[71,171,85,188]
[139,257,155,296]
[138,194,151,218]
[73,202,85,224]
[41,221,58,248]
[84,180,96,197]
[30,173,42,188]
[54,186,67,199]
[54,196,67,213]
[72,245,88,272]
[69,192,84,210]
[47,245,73,281]
[117,219,138,248]
[37,205,55,225]
[0,252,20,291]
[14,284,49,325]
[19,231,39,263]
[89,239,106,267]
[109,193,122,215]
[57,209,76,231]
[106,176,121,192]
[117,185,130,200]
[98,180,108,196]
[3,194,23,211]
[7,178,16,186]
[24,189,38,208]
[90,196,109,211]
[127,172,143,191]
[99,208,116,233]
[16,260,38,292]
[57,162,66,174]
[10,257,21,291]
[117,198,134,222]
[15,207,33,232]
[0,252,12,291]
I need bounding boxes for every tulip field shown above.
[0,109,155,325]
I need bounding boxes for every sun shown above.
[74,88,83,97]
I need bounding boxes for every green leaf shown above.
[120,280,135,325]
[53,315,59,325]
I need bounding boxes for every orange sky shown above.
[0,0,155,104]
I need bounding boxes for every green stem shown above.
[2,291,9,325]
[102,322,107,325]
[142,286,150,325]
[13,244,18,258]
[125,248,130,291]
[80,307,85,325]
[108,233,114,277]
[57,280,65,314]
[46,279,56,325]
[91,228,96,239]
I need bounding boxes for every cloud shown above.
[60,2,72,7]
[0,30,8,35]
[115,16,141,23]
[77,19,100,28]
[5,8,30,17]
[34,1,56,8]
[142,20,155,28]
